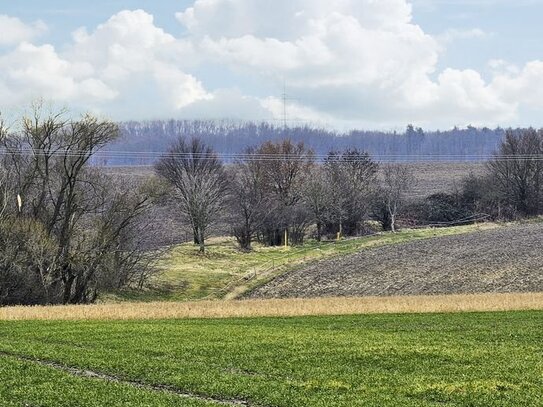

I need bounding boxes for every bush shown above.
[418,193,473,225]
[0,218,57,305]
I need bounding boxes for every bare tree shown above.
[324,149,378,237]
[0,218,56,305]
[0,170,8,220]
[227,149,268,251]
[381,164,415,232]
[254,140,314,246]
[302,167,332,241]
[155,137,228,253]
[487,128,543,217]
[257,140,314,206]
[0,104,157,305]
[0,116,13,220]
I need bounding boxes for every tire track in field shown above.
[0,351,259,407]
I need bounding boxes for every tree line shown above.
[2,106,542,306]
[419,128,543,223]
[104,121,505,166]
[155,137,417,253]
[155,128,543,253]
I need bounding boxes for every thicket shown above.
[0,106,159,306]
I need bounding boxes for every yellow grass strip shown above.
[1,293,542,321]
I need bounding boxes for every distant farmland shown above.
[106,161,486,199]
[394,162,485,198]
[248,221,543,299]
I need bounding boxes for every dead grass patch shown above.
[1,292,542,321]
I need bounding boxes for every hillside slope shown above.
[248,222,543,299]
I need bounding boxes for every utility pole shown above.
[280,80,298,131]
[282,81,288,130]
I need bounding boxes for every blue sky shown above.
[412,1,543,75]
[2,0,543,130]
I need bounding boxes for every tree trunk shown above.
[193,227,200,245]
[235,226,252,251]
[198,228,205,253]
[390,212,396,233]
[71,276,87,304]
[62,272,75,305]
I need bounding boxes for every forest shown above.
[99,120,507,166]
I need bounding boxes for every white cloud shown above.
[261,96,337,127]
[177,0,413,38]
[0,10,210,120]
[65,9,210,114]
[491,61,543,109]
[438,28,489,44]
[0,42,116,105]
[0,15,47,46]
[179,88,273,120]
[176,0,516,128]
[2,3,543,128]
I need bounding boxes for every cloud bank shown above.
[1,1,543,129]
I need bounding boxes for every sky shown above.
[1,0,543,130]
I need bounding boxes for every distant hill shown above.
[96,120,507,166]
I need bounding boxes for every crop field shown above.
[249,222,543,299]
[107,162,484,200]
[396,162,485,198]
[0,311,542,406]
[109,223,498,302]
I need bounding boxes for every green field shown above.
[1,311,541,406]
[108,223,500,302]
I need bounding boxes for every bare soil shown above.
[105,162,485,199]
[248,222,543,299]
[393,162,485,198]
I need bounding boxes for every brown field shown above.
[394,162,485,198]
[249,222,543,299]
[106,162,485,199]
[1,292,543,321]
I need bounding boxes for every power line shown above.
[2,149,543,164]
[1,148,542,159]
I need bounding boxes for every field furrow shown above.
[249,222,543,299]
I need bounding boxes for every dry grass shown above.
[109,222,499,303]
[1,292,543,321]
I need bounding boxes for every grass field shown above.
[108,223,500,303]
[0,311,542,406]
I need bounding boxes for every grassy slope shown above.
[0,311,542,406]
[108,223,499,302]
